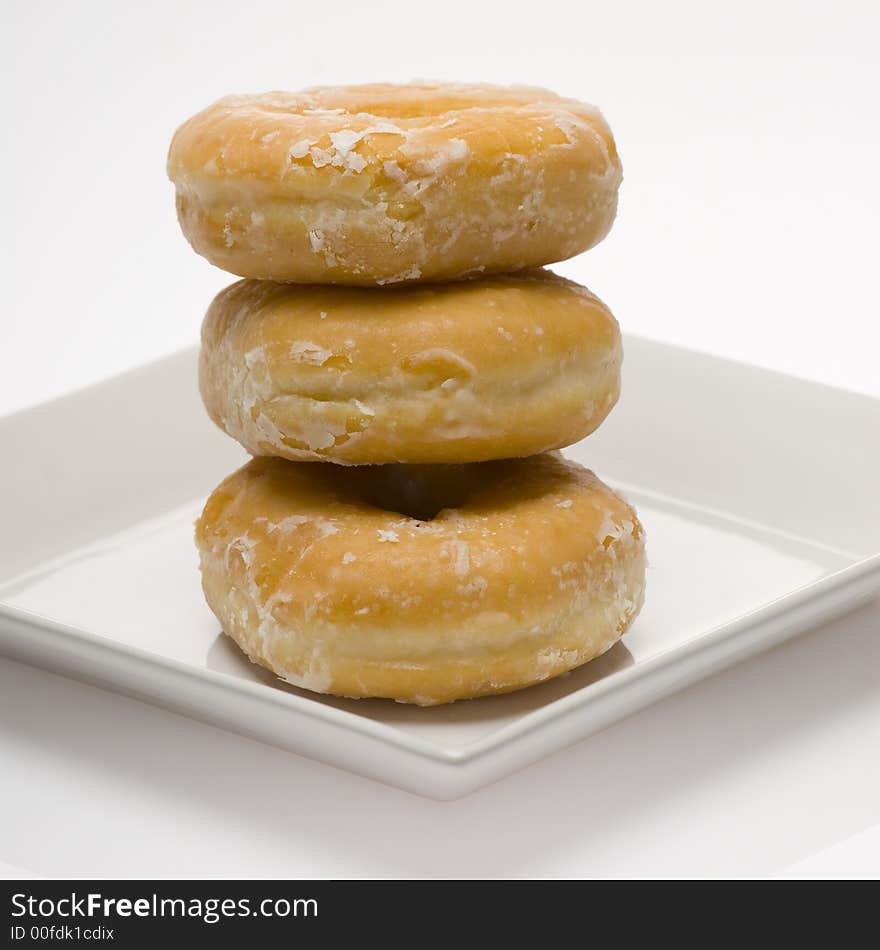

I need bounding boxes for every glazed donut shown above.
[167,82,622,284]
[196,454,645,705]
[199,270,622,465]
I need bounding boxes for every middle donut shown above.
[199,269,622,465]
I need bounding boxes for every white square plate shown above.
[1,338,878,799]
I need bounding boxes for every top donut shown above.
[167,82,622,285]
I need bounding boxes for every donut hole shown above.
[332,95,484,121]
[361,464,473,522]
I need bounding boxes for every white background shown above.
[1,0,879,878]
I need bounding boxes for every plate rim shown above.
[1,553,878,768]
[1,338,879,790]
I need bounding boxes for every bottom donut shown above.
[195,453,646,705]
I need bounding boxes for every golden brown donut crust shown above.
[167,82,622,284]
[198,270,622,465]
[195,454,646,705]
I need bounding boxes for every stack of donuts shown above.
[168,82,646,706]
